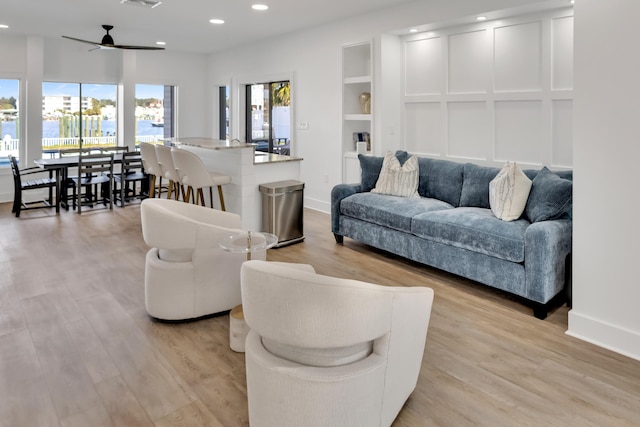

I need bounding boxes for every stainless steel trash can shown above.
[259,180,304,247]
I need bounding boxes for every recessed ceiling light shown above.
[209,18,225,24]
[409,28,418,33]
[156,41,166,46]
[252,4,269,11]
[570,0,574,3]
[476,16,487,21]
[0,24,9,29]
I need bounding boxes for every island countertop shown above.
[165,137,302,164]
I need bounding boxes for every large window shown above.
[245,81,290,154]
[0,79,20,164]
[135,84,176,143]
[42,82,117,152]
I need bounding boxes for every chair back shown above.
[171,147,213,189]
[155,144,181,183]
[100,145,129,154]
[120,151,144,175]
[77,153,115,211]
[9,155,21,192]
[59,147,92,157]
[139,142,161,176]
[141,198,241,249]
[242,260,402,349]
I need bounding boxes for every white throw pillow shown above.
[371,151,420,198]
[489,162,532,221]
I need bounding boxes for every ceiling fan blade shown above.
[113,44,165,50]
[63,26,165,51]
[61,35,100,46]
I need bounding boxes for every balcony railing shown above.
[1,135,163,158]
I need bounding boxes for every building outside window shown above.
[42,82,117,153]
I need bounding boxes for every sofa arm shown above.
[524,219,572,304]
[331,183,362,235]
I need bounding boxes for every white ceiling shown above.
[1,0,420,54]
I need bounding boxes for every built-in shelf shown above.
[344,76,372,84]
[342,40,373,183]
[344,114,371,121]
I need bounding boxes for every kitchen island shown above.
[165,137,302,231]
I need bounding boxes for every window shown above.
[0,79,20,164]
[218,85,230,140]
[245,81,290,154]
[135,84,176,144]
[42,82,117,152]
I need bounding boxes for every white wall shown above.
[206,0,565,212]
[0,36,208,202]
[568,0,640,360]
[399,8,573,169]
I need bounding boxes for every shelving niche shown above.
[342,41,373,183]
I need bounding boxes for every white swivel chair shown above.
[140,198,265,321]
[241,260,435,427]
[155,144,183,201]
[171,147,231,211]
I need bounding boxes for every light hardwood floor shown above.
[1,203,639,426]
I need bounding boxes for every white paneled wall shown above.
[402,8,573,168]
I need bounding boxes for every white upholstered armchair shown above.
[240,260,435,427]
[140,198,265,320]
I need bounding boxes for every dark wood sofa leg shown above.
[533,305,548,320]
[334,234,344,244]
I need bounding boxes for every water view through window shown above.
[42,82,118,152]
[39,82,173,154]
[0,78,20,163]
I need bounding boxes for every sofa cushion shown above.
[358,150,409,192]
[417,158,464,207]
[371,151,420,198]
[489,162,532,221]
[411,207,530,262]
[460,163,501,208]
[340,193,453,233]
[525,166,573,223]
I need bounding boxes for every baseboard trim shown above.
[303,197,329,214]
[567,309,640,362]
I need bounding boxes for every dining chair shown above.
[155,144,183,201]
[9,155,58,217]
[73,152,114,213]
[171,147,231,210]
[58,147,92,209]
[139,142,164,198]
[113,151,147,207]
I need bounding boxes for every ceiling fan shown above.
[62,25,165,50]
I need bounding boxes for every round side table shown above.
[220,231,278,352]
[220,230,278,261]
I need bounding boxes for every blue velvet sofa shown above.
[331,152,573,319]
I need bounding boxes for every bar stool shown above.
[139,142,164,198]
[155,144,183,201]
[170,147,231,211]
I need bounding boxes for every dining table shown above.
[34,152,138,211]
